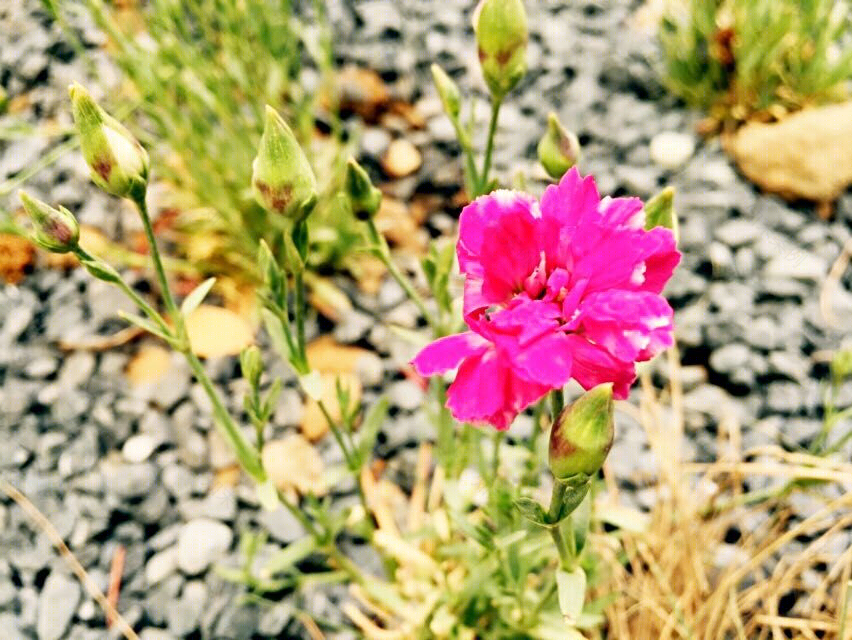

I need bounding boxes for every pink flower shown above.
[412,169,680,430]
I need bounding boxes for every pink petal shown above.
[539,168,601,269]
[457,191,541,316]
[571,223,680,295]
[575,290,674,362]
[411,332,489,377]
[599,196,645,229]
[457,190,538,276]
[445,349,550,430]
[565,334,636,399]
[510,330,574,387]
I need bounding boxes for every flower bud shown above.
[69,83,149,198]
[537,112,581,179]
[431,64,461,120]
[252,105,317,221]
[18,191,79,253]
[644,187,679,242]
[344,157,382,221]
[549,384,614,479]
[473,0,528,99]
[240,345,263,388]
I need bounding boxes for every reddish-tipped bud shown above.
[474,0,528,99]
[252,105,317,220]
[18,191,79,253]
[69,83,148,198]
[549,384,614,479]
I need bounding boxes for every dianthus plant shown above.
[17,1,680,637]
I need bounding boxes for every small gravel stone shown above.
[177,518,233,575]
[649,131,695,169]
[146,547,179,586]
[709,343,750,375]
[123,433,159,463]
[37,572,80,640]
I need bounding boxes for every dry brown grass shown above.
[599,347,852,640]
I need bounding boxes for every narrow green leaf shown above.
[117,310,171,342]
[556,567,586,625]
[358,396,389,464]
[180,276,216,316]
[514,496,550,527]
[262,536,316,575]
[550,477,591,524]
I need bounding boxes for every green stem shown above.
[548,481,573,569]
[448,117,479,197]
[74,246,169,335]
[478,97,502,196]
[364,218,438,331]
[550,388,564,421]
[277,489,317,537]
[316,398,376,542]
[491,430,505,483]
[185,341,266,481]
[131,190,182,329]
[294,268,307,368]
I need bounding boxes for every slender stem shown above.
[131,190,181,326]
[491,430,504,483]
[184,349,265,481]
[294,269,307,368]
[277,488,318,537]
[478,97,502,196]
[550,526,571,570]
[548,481,573,569]
[448,117,479,196]
[316,399,376,540]
[364,219,438,331]
[317,399,354,466]
[74,246,169,334]
[550,388,564,421]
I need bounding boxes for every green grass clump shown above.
[658,0,852,129]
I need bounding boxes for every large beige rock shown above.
[727,102,852,203]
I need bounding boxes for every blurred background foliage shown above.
[658,0,852,131]
[41,0,362,287]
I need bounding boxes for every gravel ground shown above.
[3,0,852,638]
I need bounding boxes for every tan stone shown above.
[382,139,422,178]
[262,434,327,497]
[126,345,172,385]
[726,101,852,203]
[301,371,362,441]
[184,304,254,358]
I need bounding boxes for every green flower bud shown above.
[344,157,382,221]
[18,191,79,253]
[537,112,581,180]
[549,384,614,480]
[644,187,679,242]
[431,64,461,120]
[474,0,528,100]
[69,82,149,198]
[252,105,318,221]
[240,345,263,388]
